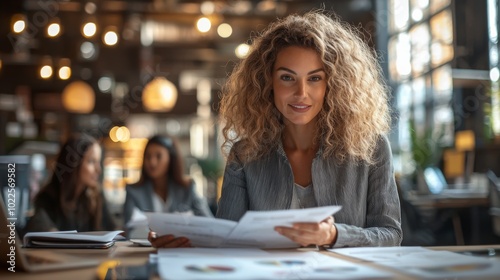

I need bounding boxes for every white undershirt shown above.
[290,183,317,209]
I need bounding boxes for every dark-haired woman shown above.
[123,135,212,240]
[25,133,116,232]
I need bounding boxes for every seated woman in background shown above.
[123,135,212,238]
[25,133,116,233]
[149,10,401,248]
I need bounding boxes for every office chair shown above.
[487,170,500,237]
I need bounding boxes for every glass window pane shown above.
[389,33,412,81]
[412,77,426,105]
[432,64,453,102]
[430,9,454,66]
[410,23,431,76]
[389,0,410,32]
[398,113,411,150]
[433,105,454,145]
[397,83,413,109]
[410,0,430,23]
[430,0,451,14]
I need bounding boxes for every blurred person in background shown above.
[123,134,212,239]
[24,133,116,233]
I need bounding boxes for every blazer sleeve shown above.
[100,192,117,231]
[215,148,249,221]
[188,181,214,217]
[24,192,59,233]
[123,185,137,227]
[333,136,403,247]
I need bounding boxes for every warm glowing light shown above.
[217,23,232,38]
[197,17,211,33]
[82,22,97,37]
[142,77,178,112]
[40,65,53,79]
[116,126,130,142]
[47,23,61,37]
[13,20,25,33]
[58,66,71,80]
[455,130,475,151]
[235,43,250,58]
[109,126,119,142]
[201,1,215,15]
[103,30,118,46]
[12,14,27,33]
[109,126,130,142]
[62,80,95,113]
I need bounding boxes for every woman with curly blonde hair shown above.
[149,11,401,249]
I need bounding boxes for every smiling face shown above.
[272,46,327,127]
[79,142,102,189]
[143,143,170,180]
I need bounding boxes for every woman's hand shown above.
[274,216,337,247]
[147,231,192,248]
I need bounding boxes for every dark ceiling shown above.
[0,0,376,116]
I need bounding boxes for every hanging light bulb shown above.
[39,56,53,79]
[142,77,178,112]
[103,26,119,46]
[62,80,95,113]
[11,14,27,33]
[47,18,62,37]
[58,58,71,80]
[82,22,97,38]
[196,17,211,33]
[217,23,232,38]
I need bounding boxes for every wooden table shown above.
[2,242,499,279]
[408,193,490,245]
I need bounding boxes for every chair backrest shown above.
[487,170,500,236]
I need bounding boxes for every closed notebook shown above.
[23,230,124,249]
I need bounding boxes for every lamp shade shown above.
[455,130,475,151]
[61,80,95,113]
[142,77,178,112]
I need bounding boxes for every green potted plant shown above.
[409,119,445,193]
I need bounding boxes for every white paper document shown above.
[147,205,341,248]
[126,207,149,228]
[148,213,238,247]
[224,206,342,248]
[330,246,500,279]
[157,250,393,280]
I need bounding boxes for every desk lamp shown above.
[455,130,475,183]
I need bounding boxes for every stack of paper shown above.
[330,246,500,279]
[147,205,342,248]
[23,230,124,249]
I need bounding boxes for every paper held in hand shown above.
[147,205,341,248]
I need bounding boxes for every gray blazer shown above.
[123,179,213,226]
[216,136,402,247]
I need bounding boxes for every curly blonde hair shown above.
[218,10,391,165]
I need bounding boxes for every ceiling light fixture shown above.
[142,77,178,112]
[62,80,95,113]
[196,17,211,33]
[11,14,27,33]
[82,21,97,38]
[103,26,119,46]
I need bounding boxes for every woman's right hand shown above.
[148,231,192,248]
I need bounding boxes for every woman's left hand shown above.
[274,216,337,247]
